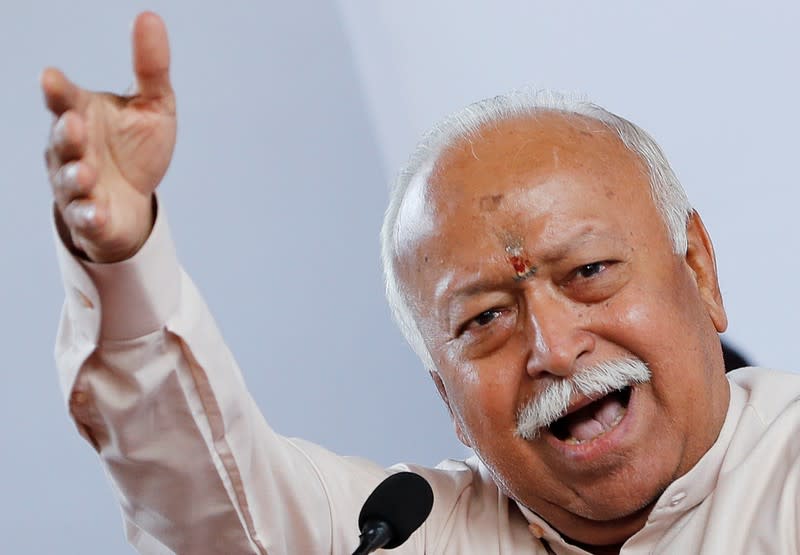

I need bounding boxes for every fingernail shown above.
[63,163,79,187]
[54,116,67,144]
[76,204,96,226]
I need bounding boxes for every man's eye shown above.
[473,309,501,327]
[576,262,606,279]
[458,309,503,336]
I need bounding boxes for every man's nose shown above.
[523,289,595,379]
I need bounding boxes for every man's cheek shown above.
[599,284,682,347]
[453,382,515,438]
[614,302,657,335]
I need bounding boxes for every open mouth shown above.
[549,386,632,445]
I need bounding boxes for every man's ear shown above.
[429,369,472,448]
[684,211,727,333]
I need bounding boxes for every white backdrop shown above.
[2,1,797,553]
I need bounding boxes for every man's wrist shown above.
[53,194,158,264]
[54,195,181,341]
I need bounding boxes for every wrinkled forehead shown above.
[429,112,640,199]
[394,112,649,254]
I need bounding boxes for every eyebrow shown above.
[438,274,516,334]
[441,225,610,303]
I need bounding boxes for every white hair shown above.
[380,89,692,370]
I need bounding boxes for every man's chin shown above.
[535,487,665,547]
[577,485,664,520]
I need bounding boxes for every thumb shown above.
[131,11,172,99]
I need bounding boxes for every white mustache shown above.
[515,357,651,440]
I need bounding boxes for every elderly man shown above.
[42,12,799,555]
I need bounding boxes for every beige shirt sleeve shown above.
[53,206,430,555]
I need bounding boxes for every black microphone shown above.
[351,471,434,555]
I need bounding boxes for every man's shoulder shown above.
[407,455,507,512]
[724,367,800,468]
[412,455,493,498]
[721,368,800,505]
[727,366,800,420]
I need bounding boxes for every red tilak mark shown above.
[508,256,530,274]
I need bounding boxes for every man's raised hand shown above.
[42,12,177,263]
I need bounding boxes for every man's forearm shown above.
[54,207,349,554]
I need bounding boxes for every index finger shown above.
[40,68,88,116]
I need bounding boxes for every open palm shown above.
[42,12,176,263]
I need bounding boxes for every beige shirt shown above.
[55,209,800,555]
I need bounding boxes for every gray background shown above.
[2,1,797,553]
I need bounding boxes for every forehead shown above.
[431,113,643,210]
[395,112,655,254]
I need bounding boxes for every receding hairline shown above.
[394,110,653,262]
[424,109,650,195]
